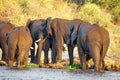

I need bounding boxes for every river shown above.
[0,66,120,80]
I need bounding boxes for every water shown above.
[0,51,120,80]
[0,66,120,80]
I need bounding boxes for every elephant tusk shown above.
[30,47,34,49]
[35,38,41,42]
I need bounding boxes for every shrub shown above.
[75,3,113,27]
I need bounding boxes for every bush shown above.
[88,0,120,22]
[75,3,113,27]
[0,0,21,21]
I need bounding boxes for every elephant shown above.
[68,23,110,72]
[0,21,15,62]
[67,22,94,65]
[37,17,92,64]
[6,27,32,68]
[26,19,53,64]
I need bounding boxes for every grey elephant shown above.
[26,18,53,65]
[67,23,110,72]
[6,27,32,68]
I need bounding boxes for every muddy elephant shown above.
[37,17,92,63]
[68,24,110,72]
[26,19,53,64]
[0,21,15,62]
[6,27,32,68]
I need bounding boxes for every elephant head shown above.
[35,17,52,42]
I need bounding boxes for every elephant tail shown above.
[17,28,21,54]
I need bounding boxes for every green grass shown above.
[67,63,82,70]
[28,63,39,68]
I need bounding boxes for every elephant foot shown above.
[82,65,87,71]
[82,67,87,71]
[0,60,7,66]
[44,62,49,65]
[30,60,35,63]
[44,60,49,64]
[99,69,105,73]
[69,62,73,65]
[52,59,57,64]
[17,65,20,69]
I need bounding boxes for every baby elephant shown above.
[6,27,32,69]
[68,23,110,72]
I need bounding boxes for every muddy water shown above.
[0,66,120,80]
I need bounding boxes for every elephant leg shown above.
[68,45,74,65]
[17,48,24,69]
[34,44,41,65]
[100,45,109,72]
[44,49,49,64]
[99,56,104,72]
[56,45,62,62]
[51,43,57,63]
[51,36,57,63]
[37,41,43,65]
[1,51,5,61]
[90,45,101,72]
[102,43,109,72]
[8,47,16,68]
[44,43,49,64]
[1,42,8,62]
[81,53,87,70]
[23,50,29,68]
[17,53,21,69]
[56,37,63,62]
[77,43,87,70]
[30,43,35,63]
[35,48,39,64]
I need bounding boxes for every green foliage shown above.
[67,63,82,70]
[75,2,113,27]
[88,0,120,21]
[28,63,39,68]
[19,0,29,8]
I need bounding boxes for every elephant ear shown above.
[70,24,80,45]
[25,19,33,30]
[67,24,75,45]
[40,17,52,37]
[25,27,30,32]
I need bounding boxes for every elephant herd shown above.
[0,17,110,72]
